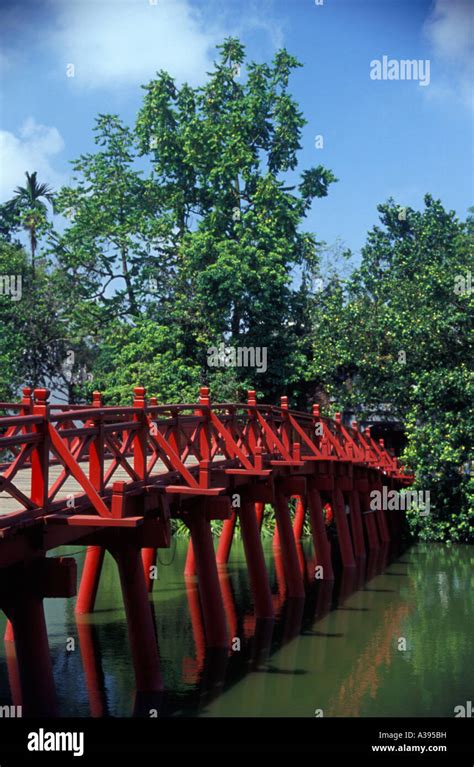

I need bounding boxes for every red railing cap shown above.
[34,388,50,403]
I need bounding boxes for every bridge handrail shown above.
[0,386,413,528]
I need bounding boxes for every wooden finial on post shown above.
[33,388,50,413]
[199,386,210,406]
[133,386,146,407]
[92,391,102,408]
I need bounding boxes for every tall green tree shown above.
[134,38,336,398]
[54,114,173,322]
[5,171,54,275]
[308,197,474,541]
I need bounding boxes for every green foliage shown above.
[54,114,173,320]
[0,241,75,396]
[91,319,201,403]
[308,196,474,541]
[4,171,54,274]
[132,37,336,399]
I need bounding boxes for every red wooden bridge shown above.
[0,385,413,716]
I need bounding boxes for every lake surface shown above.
[0,541,472,718]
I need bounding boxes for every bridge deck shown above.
[0,457,200,515]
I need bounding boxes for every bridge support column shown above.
[255,502,264,531]
[5,636,22,709]
[307,484,334,580]
[141,548,157,593]
[349,490,366,558]
[385,481,402,542]
[332,487,356,568]
[184,539,196,577]
[76,545,105,615]
[239,500,274,619]
[111,545,163,692]
[187,510,228,648]
[375,485,391,543]
[216,511,237,565]
[4,596,58,716]
[183,578,206,685]
[293,495,306,542]
[361,492,380,550]
[274,489,305,599]
[375,508,391,543]
[4,619,13,641]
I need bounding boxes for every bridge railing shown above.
[0,385,413,525]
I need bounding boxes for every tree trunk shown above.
[121,246,139,316]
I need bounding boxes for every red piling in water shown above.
[332,487,356,568]
[187,511,228,648]
[112,545,163,692]
[4,619,14,642]
[216,511,237,565]
[349,490,366,558]
[293,495,306,542]
[5,639,22,709]
[273,546,287,607]
[183,577,206,684]
[361,492,380,550]
[307,484,334,580]
[184,540,196,577]
[273,489,305,598]
[76,546,105,615]
[255,502,264,530]
[239,500,274,619]
[273,521,280,547]
[141,547,157,593]
[6,596,58,716]
[375,485,391,543]
[218,568,238,643]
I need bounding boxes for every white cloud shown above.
[50,0,222,88]
[423,0,474,108]
[0,118,66,202]
[233,0,284,50]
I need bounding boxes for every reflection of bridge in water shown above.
[0,386,412,716]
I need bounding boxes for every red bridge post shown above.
[133,387,158,591]
[239,499,274,619]
[307,480,334,580]
[349,488,366,559]
[216,511,236,565]
[31,388,50,508]
[76,391,106,615]
[293,495,306,542]
[186,508,229,647]
[5,594,58,716]
[274,486,305,599]
[76,546,106,615]
[361,490,380,550]
[110,544,163,692]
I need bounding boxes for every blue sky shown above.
[0,0,472,258]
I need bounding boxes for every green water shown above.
[0,542,472,717]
